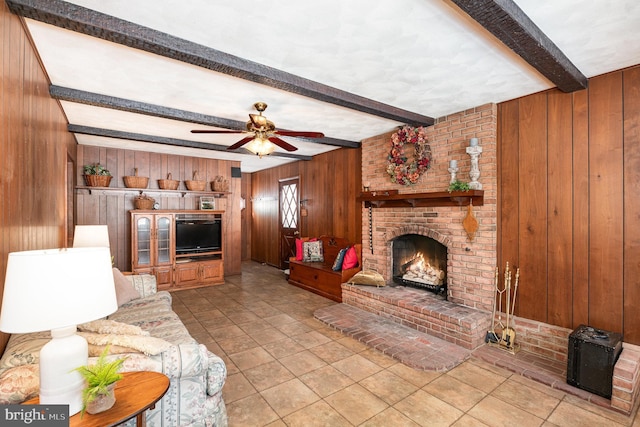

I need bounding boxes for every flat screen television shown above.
[175,219,221,254]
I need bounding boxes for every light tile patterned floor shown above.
[172,262,640,427]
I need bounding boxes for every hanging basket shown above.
[84,175,112,187]
[184,171,206,191]
[134,194,155,210]
[158,173,180,190]
[123,168,149,189]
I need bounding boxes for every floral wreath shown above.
[386,126,432,186]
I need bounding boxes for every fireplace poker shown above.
[485,266,500,343]
[500,264,516,349]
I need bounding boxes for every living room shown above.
[2,1,640,426]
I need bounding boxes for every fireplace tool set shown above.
[486,262,520,354]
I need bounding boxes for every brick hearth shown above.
[341,283,490,350]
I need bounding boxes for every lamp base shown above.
[39,325,88,416]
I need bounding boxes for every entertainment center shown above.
[131,210,225,290]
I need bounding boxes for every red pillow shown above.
[295,238,304,261]
[342,246,359,270]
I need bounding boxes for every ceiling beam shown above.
[68,125,313,161]
[9,0,435,127]
[449,0,587,92]
[51,86,359,148]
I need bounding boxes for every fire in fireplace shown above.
[392,234,447,295]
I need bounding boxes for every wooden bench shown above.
[288,236,362,302]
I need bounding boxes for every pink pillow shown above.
[113,268,141,306]
[295,238,304,261]
[342,246,359,270]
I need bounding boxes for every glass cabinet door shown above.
[156,216,171,264]
[136,216,152,266]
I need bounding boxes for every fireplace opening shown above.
[391,234,447,296]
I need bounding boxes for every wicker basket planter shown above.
[211,176,229,192]
[123,168,149,189]
[184,171,206,191]
[84,175,112,187]
[134,194,155,210]
[158,173,180,190]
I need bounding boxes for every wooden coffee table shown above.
[24,371,169,427]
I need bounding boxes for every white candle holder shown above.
[448,167,459,184]
[466,140,483,190]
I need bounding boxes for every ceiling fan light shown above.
[245,136,275,158]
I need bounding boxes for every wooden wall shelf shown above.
[358,190,484,208]
[76,186,231,198]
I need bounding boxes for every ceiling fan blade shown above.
[227,136,255,150]
[274,130,324,138]
[191,129,244,134]
[268,136,298,152]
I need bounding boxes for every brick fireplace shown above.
[360,103,498,312]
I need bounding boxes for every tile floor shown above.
[171,262,640,427]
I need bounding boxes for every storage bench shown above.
[288,236,362,302]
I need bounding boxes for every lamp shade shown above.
[0,247,117,334]
[73,224,110,248]
[246,136,276,157]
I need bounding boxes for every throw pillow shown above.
[295,238,304,261]
[332,248,348,271]
[78,332,172,356]
[342,246,359,270]
[0,364,39,404]
[303,241,324,262]
[113,268,141,306]
[79,319,150,336]
[87,344,140,357]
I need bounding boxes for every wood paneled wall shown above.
[76,145,243,275]
[250,148,362,267]
[240,173,252,260]
[0,4,78,352]
[498,65,640,344]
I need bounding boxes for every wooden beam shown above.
[8,0,435,126]
[51,86,360,148]
[450,0,587,92]
[68,125,313,161]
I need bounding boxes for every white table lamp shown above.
[0,247,117,416]
[73,225,110,248]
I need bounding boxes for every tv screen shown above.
[175,220,221,254]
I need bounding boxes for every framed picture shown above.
[200,196,215,210]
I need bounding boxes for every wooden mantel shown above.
[358,190,484,208]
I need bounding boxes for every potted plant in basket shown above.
[83,163,112,187]
[74,346,126,415]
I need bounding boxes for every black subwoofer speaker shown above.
[567,324,622,398]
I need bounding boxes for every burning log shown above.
[401,254,445,286]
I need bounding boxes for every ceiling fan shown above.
[191,102,325,157]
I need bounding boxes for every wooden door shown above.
[279,178,300,270]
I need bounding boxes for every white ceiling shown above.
[20,0,640,172]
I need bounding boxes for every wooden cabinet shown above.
[174,258,223,288]
[131,210,224,291]
[131,212,175,290]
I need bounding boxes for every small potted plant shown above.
[448,180,470,193]
[83,163,113,187]
[75,346,126,415]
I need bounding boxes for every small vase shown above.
[86,384,116,415]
